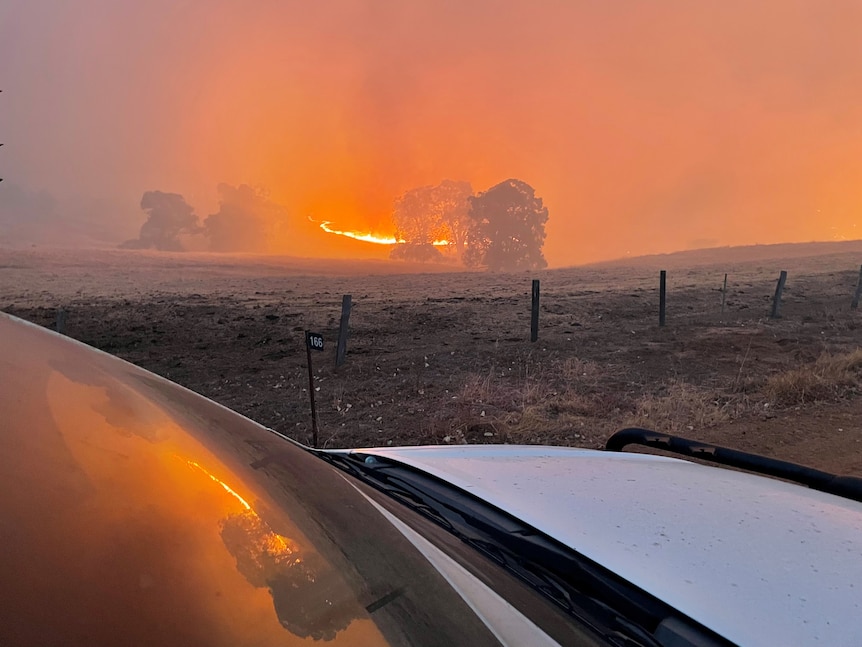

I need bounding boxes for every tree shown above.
[392,185,440,246]
[120,191,199,251]
[204,183,288,252]
[463,179,548,271]
[429,179,472,255]
[389,180,472,261]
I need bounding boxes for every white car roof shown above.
[347,444,862,647]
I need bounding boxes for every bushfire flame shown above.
[314,219,450,246]
[318,220,399,245]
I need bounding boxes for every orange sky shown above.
[2,0,862,265]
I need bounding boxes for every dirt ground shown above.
[4,243,862,477]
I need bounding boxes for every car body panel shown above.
[0,312,574,646]
[344,445,862,646]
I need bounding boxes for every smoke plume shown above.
[204,184,289,253]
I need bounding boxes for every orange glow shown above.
[9,3,862,264]
[32,361,391,646]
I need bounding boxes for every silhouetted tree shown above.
[204,184,289,252]
[463,179,548,271]
[389,180,472,261]
[120,191,199,251]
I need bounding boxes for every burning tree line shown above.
[390,178,548,271]
[122,178,548,271]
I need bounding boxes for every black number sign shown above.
[306,331,324,352]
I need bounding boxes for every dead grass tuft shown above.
[623,381,734,433]
[500,406,614,447]
[460,368,550,412]
[453,349,862,447]
[763,348,862,406]
[559,357,604,384]
[456,360,642,445]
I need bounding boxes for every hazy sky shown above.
[2,0,861,264]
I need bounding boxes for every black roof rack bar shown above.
[606,427,862,504]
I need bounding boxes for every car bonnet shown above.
[346,444,862,646]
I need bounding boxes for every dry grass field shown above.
[4,242,862,477]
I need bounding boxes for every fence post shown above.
[530,279,540,342]
[659,271,667,327]
[336,294,352,367]
[852,266,862,309]
[770,270,788,318]
[56,309,67,335]
[721,273,728,313]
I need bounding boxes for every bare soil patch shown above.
[4,244,862,476]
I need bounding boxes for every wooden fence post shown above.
[771,270,788,318]
[659,271,667,327]
[335,294,352,367]
[530,279,540,342]
[721,273,728,313]
[852,266,862,309]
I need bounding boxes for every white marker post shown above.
[305,331,325,447]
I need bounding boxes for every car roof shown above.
[345,445,862,647]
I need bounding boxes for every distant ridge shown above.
[583,240,862,270]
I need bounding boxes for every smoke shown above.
[204,184,290,253]
[4,1,862,263]
[0,182,57,244]
[0,182,87,246]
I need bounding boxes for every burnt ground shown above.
[4,244,862,477]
